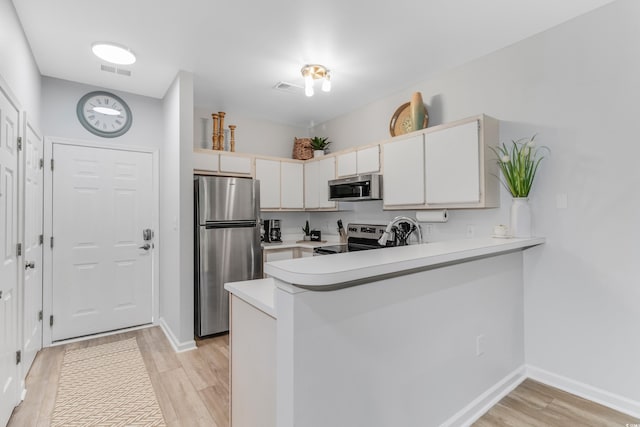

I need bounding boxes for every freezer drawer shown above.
[196,175,257,223]
[195,225,262,336]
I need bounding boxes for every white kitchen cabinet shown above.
[219,153,252,175]
[304,161,319,209]
[280,162,304,209]
[425,120,480,204]
[336,146,380,177]
[255,159,304,210]
[255,159,281,209]
[382,115,499,209]
[193,149,219,173]
[336,151,357,177]
[356,145,380,174]
[382,133,425,206]
[304,157,336,209]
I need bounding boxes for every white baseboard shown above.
[526,365,640,419]
[441,365,527,427]
[158,317,197,353]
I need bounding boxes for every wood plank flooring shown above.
[8,326,639,426]
[474,378,639,427]
[8,327,230,427]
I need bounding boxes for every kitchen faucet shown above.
[378,216,423,246]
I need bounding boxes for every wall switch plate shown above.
[424,224,433,235]
[476,334,485,356]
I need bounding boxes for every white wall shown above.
[41,77,163,147]
[160,71,195,350]
[0,0,41,124]
[309,0,640,408]
[194,107,307,158]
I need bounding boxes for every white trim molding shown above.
[158,317,196,353]
[442,365,527,427]
[526,365,640,419]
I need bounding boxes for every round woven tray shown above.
[389,102,429,137]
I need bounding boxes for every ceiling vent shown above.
[100,64,132,77]
[273,81,303,94]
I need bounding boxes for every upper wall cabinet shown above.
[193,149,220,174]
[255,158,304,211]
[336,145,380,178]
[304,156,336,210]
[382,114,499,210]
[193,149,253,176]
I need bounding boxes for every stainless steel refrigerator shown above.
[194,175,262,337]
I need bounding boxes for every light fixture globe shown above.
[92,42,136,65]
[301,64,331,97]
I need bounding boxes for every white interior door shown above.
[51,144,153,341]
[0,89,20,427]
[22,122,43,372]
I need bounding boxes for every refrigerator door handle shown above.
[204,221,256,229]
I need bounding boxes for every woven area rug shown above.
[51,337,166,426]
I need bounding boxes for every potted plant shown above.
[302,220,311,241]
[490,135,548,238]
[310,137,331,157]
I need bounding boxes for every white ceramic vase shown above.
[313,149,325,157]
[510,197,532,238]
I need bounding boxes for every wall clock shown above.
[76,91,132,138]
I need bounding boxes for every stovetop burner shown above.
[313,223,387,255]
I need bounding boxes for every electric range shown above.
[313,223,388,255]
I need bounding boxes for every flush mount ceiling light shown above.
[92,42,136,65]
[301,64,331,97]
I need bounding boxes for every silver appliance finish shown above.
[194,175,262,337]
[328,173,383,201]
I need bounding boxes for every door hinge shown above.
[39,234,44,245]
[50,158,54,171]
[49,315,54,327]
[17,137,22,151]
[50,236,54,248]
[39,158,44,169]
[16,350,21,365]
[38,310,43,321]
[16,243,22,257]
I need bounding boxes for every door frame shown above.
[42,137,160,347]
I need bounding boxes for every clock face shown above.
[76,91,132,138]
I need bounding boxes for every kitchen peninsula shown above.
[226,236,544,427]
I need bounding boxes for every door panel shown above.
[52,144,153,341]
[0,89,20,427]
[22,122,43,374]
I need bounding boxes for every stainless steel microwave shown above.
[328,174,382,201]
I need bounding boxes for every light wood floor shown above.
[474,378,639,426]
[8,326,638,426]
[8,326,230,427]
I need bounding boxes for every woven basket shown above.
[292,137,313,160]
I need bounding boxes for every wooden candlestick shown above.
[229,125,236,152]
[211,113,219,150]
[218,112,226,151]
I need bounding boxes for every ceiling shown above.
[13,0,615,128]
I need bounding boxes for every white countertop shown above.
[264,236,545,289]
[224,278,276,318]
[262,239,344,251]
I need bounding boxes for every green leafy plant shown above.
[302,220,310,236]
[310,136,331,151]
[490,135,548,198]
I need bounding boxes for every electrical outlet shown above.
[476,334,485,356]
[424,224,433,235]
[466,225,475,238]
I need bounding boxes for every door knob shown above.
[139,243,151,250]
[25,261,35,270]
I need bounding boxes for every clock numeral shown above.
[115,120,122,125]
[88,115,95,120]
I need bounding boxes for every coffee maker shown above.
[263,219,282,243]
